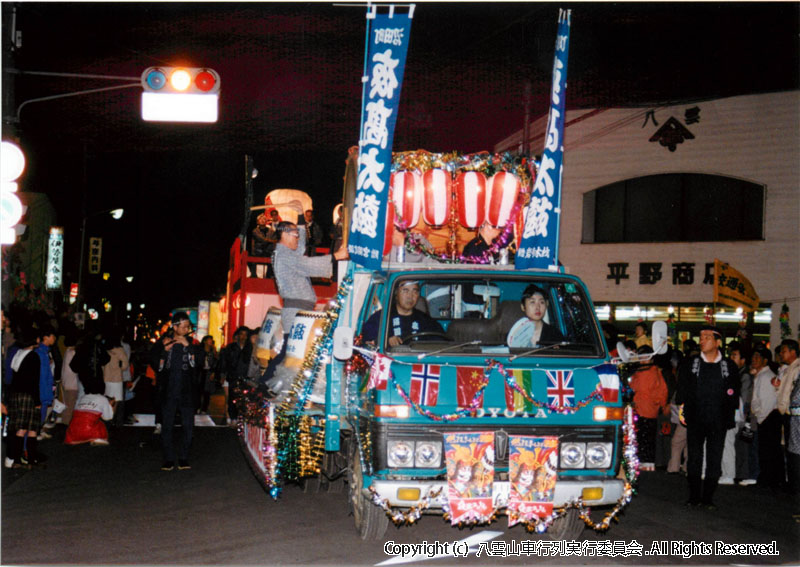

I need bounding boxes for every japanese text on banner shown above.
[517,8,571,269]
[348,8,413,270]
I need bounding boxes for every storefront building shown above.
[496,91,799,349]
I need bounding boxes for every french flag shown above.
[595,364,620,403]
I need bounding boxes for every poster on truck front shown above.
[444,431,494,525]
[507,435,559,527]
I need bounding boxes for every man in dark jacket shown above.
[151,312,198,471]
[676,325,741,509]
[219,326,251,422]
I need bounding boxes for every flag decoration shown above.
[410,364,440,406]
[367,353,392,391]
[516,8,571,269]
[594,363,620,403]
[713,259,760,312]
[505,369,534,413]
[508,435,559,527]
[444,431,494,525]
[347,6,414,270]
[546,370,574,407]
[456,366,485,408]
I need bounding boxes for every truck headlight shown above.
[560,442,585,469]
[387,440,414,468]
[414,441,442,468]
[585,442,612,469]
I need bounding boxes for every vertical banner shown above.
[516,8,571,269]
[507,435,559,527]
[444,431,494,525]
[46,227,64,290]
[348,5,414,270]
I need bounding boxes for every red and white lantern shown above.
[422,168,451,227]
[383,201,395,256]
[390,171,422,228]
[486,171,520,227]
[455,171,487,229]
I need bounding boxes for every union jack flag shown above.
[410,364,440,406]
[546,370,574,407]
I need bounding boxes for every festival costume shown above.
[677,351,740,505]
[64,394,114,445]
[362,307,444,344]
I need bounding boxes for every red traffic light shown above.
[141,67,220,94]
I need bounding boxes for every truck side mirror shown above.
[333,326,354,360]
[651,320,668,355]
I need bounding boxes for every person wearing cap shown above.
[676,325,741,509]
[750,345,783,489]
[361,281,444,346]
[150,312,199,471]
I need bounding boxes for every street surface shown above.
[2,424,797,566]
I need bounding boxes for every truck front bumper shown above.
[368,477,625,509]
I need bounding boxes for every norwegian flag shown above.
[367,353,392,391]
[410,364,440,406]
[546,370,575,407]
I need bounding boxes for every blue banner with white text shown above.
[516,9,571,270]
[348,6,414,270]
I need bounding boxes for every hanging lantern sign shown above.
[422,169,451,227]
[455,171,486,229]
[390,171,422,228]
[486,171,520,227]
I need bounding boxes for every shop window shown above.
[582,173,765,243]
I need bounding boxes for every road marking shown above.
[376,531,504,565]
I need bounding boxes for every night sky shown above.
[3,2,798,317]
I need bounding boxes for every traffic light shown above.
[140,67,220,123]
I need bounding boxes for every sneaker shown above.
[90,438,110,446]
[739,479,757,486]
[42,421,56,430]
[718,477,735,485]
[153,424,162,435]
[161,461,174,471]
[37,431,53,440]
[177,460,191,470]
[4,457,15,469]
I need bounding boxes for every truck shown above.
[238,151,643,540]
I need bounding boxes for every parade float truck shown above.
[240,150,649,541]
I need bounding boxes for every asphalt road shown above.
[2,424,798,566]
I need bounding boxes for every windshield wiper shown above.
[508,341,569,361]
[417,340,482,360]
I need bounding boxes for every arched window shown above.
[582,173,765,243]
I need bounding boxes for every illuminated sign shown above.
[46,227,64,290]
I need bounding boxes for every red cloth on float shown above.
[64,394,113,445]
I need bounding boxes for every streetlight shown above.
[77,207,123,309]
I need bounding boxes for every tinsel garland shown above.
[267,276,354,499]
[489,359,605,414]
[388,369,489,422]
[365,404,639,533]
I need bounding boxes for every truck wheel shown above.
[320,451,345,494]
[547,509,585,540]
[348,448,389,540]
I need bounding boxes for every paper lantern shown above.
[383,200,395,256]
[422,168,451,227]
[486,171,520,227]
[455,171,487,229]
[390,171,422,228]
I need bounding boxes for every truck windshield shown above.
[369,276,605,357]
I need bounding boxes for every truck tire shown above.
[348,448,389,540]
[320,451,345,494]
[547,509,585,540]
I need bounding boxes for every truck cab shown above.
[319,262,625,539]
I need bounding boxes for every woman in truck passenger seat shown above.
[507,284,564,348]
